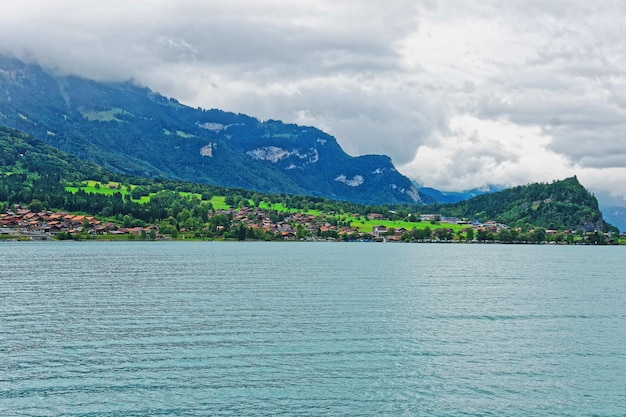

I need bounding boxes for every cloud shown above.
[399,115,577,190]
[1,0,626,204]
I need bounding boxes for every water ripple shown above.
[1,242,625,416]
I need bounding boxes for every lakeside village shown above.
[1,204,620,244]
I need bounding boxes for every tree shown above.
[532,227,546,243]
[498,228,513,243]
[296,224,308,240]
[131,186,150,200]
[122,214,132,228]
[28,199,44,212]
[434,228,452,241]
[423,226,432,242]
[210,214,230,232]
[56,231,71,240]
[476,229,488,242]
[586,231,607,245]
[237,224,247,241]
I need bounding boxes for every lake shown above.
[1,241,625,416]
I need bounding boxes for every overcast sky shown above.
[2,1,626,204]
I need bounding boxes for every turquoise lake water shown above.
[1,241,625,416]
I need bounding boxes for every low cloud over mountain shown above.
[2,1,626,205]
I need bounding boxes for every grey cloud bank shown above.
[2,0,626,205]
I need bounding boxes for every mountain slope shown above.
[0,55,419,205]
[436,176,608,232]
[0,125,108,207]
[600,205,626,234]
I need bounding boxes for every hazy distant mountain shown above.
[416,184,504,204]
[599,205,626,234]
[0,54,420,205]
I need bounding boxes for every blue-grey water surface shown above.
[1,241,625,416]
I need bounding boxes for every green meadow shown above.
[66,181,222,207]
[64,180,464,233]
[349,218,466,234]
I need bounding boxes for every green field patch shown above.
[256,202,323,216]
[67,182,126,195]
[65,181,151,202]
[178,191,201,200]
[351,218,465,234]
[258,202,295,212]
[65,180,230,207]
[81,108,128,122]
[207,196,230,210]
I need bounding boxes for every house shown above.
[118,227,143,235]
[395,227,408,236]
[95,223,118,234]
[420,214,438,221]
[372,225,387,238]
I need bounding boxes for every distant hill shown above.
[0,54,420,205]
[436,176,610,232]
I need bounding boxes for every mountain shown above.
[435,176,609,232]
[416,184,503,204]
[0,54,419,205]
[600,205,626,234]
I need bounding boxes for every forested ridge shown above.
[436,177,608,232]
[0,54,419,205]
